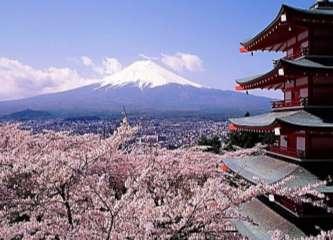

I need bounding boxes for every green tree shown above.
[225,131,276,149]
[244,112,250,117]
[198,135,222,154]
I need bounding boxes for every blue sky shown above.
[0,0,314,100]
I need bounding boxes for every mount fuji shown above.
[100,60,203,89]
[0,60,271,118]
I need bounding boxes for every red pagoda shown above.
[224,0,333,238]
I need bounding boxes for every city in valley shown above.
[15,116,228,149]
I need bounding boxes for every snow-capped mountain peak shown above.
[99,60,203,89]
[0,58,271,116]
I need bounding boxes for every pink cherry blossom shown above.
[0,120,330,239]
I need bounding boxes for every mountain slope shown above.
[0,60,272,118]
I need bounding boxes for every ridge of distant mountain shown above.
[0,109,53,121]
[0,60,272,119]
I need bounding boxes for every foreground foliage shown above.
[0,120,331,239]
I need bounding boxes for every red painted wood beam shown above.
[228,123,238,132]
[235,84,245,91]
[240,45,249,53]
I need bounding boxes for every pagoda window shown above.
[280,135,288,148]
[296,136,306,152]
[299,88,308,98]
[285,90,292,102]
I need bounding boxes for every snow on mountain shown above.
[99,60,203,89]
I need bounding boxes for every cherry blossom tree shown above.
[0,120,329,240]
[271,230,333,240]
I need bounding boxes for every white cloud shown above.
[80,56,122,75]
[101,57,122,75]
[138,54,159,61]
[0,53,202,101]
[0,57,98,101]
[160,52,204,72]
[81,56,94,67]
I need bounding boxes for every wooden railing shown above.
[272,97,308,109]
[285,47,309,60]
[268,146,306,159]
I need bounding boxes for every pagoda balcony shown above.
[273,47,309,62]
[272,97,308,110]
[286,47,310,60]
[267,146,306,160]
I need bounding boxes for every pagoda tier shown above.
[229,109,333,162]
[229,109,333,130]
[235,56,333,110]
[223,155,333,234]
[241,4,333,57]
[233,199,305,239]
[236,56,333,90]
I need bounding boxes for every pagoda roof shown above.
[235,70,279,89]
[229,109,333,130]
[236,56,333,90]
[241,4,333,52]
[230,111,294,129]
[224,155,333,193]
[223,155,318,187]
[233,199,305,240]
[283,56,333,69]
[236,73,269,85]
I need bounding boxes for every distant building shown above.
[138,135,159,144]
[225,0,333,238]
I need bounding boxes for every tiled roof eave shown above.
[281,57,333,71]
[237,56,333,88]
[229,121,277,131]
[236,69,280,89]
[229,112,291,129]
[233,199,306,240]
[230,110,333,129]
[223,155,319,188]
[241,5,287,48]
[276,118,333,129]
[242,5,333,51]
